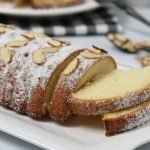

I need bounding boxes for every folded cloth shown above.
[0,7,122,36]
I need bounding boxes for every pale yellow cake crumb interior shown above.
[72,66,150,100]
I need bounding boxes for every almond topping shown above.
[0,24,15,29]
[48,39,62,47]
[32,50,45,65]
[107,33,115,41]
[90,48,101,54]
[41,47,60,53]
[5,39,28,48]
[5,24,15,29]
[57,39,70,45]
[81,50,102,59]
[22,31,48,39]
[22,32,35,40]
[0,27,6,34]
[0,47,12,63]
[63,58,79,75]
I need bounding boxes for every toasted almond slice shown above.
[5,39,28,48]
[90,48,101,54]
[56,39,70,45]
[22,31,48,39]
[114,40,123,47]
[92,45,108,53]
[32,50,45,65]
[0,47,12,63]
[107,33,115,41]
[115,34,127,43]
[5,24,15,29]
[0,24,15,29]
[48,39,62,47]
[81,50,102,59]
[22,32,35,40]
[41,47,60,53]
[0,27,6,34]
[136,41,150,49]
[63,58,79,75]
[122,41,136,52]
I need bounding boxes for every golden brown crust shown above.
[26,86,46,118]
[103,100,150,136]
[67,85,150,115]
[49,53,117,122]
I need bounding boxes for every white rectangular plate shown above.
[0,65,150,150]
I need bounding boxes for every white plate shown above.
[0,0,101,17]
[0,65,149,150]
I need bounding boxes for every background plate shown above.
[0,0,101,17]
[0,65,149,150]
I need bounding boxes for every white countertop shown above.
[0,7,150,150]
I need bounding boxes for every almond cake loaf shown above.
[1,23,150,136]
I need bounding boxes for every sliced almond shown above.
[107,33,115,41]
[41,47,60,53]
[48,39,62,47]
[0,47,12,63]
[122,41,136,52]
[0,27,6,34]
[22,31,48,39]
[32,50,45,65]
[0,24,15,29]
[22,32,35,40]
[56,39,70,45]
[115,34,127,43]
[5,24,15,29]
[5,39,28,48]
[81,50,102,59]
[92,45,108,53]
[114,40,123,47]
[90,48,101,54]
[63,58,79,75]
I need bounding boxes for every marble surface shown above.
[0,7,150,150]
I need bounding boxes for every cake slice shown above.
[68,66,150,115]
[103,99,150,136]
[49,48,117,122]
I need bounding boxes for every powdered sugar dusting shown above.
[122,101,150,132]
[0,26,83,114]
[61,54,102,91]
[11,39,82,112]
[0,28,25,103]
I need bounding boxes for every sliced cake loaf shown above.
[103,99,150,136]
[68,66,150,115]
[49,47,117,122]
[1,30,83,118]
